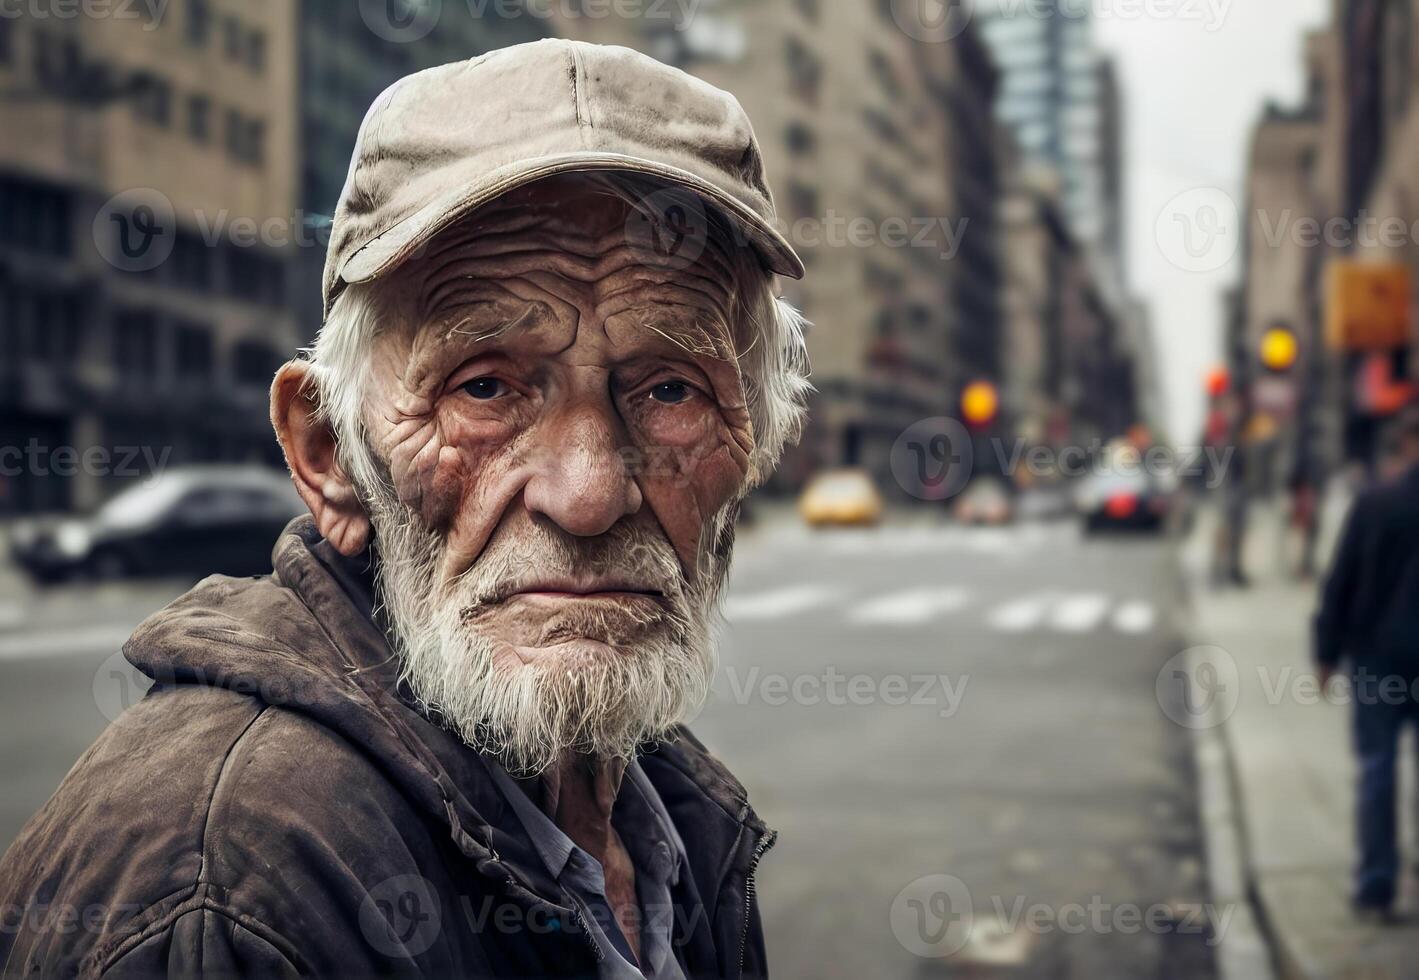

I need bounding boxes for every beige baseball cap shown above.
[322,38,805,317]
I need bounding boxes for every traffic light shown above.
[961,381,999,428]
[1205,366,1230,398]
[1259,325,1299,373]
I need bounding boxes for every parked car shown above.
[798,468,884,527]
[953,477,1013,525]
[9,465,305,583]
[1075,470,1170,534]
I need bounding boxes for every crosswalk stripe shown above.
[848,586,971,625]
[986,592,1056,632]
[1112,600,1157,633]
[723,585,835,621]
[1047,593,1112,632]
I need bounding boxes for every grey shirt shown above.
[486,761,691,980]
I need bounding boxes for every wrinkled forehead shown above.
[385,176,748,362]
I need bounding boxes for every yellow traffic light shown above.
[961,381,999,426]
[1259,326,1299,372]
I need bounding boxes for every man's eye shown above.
[649,381,691,405]
[460,377,506,400]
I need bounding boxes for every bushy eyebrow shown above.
[402,298,571,394]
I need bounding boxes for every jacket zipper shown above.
[735,829,778,977]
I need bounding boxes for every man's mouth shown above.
[503,579,667,603]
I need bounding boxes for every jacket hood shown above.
[121,516,773,916]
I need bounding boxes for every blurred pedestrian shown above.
[1287,453,1321,582]
[1314,406,1419,922]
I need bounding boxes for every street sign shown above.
[1252,375,1298,419]
[1325,260,1412,351]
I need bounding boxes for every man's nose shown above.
[522,408,643,537]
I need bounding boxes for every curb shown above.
[1173,511,1279,980]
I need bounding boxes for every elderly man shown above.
[0,40,808,978]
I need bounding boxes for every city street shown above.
[0,516,1217,979]
[696,516,1217,979]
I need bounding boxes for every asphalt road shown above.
[693,517,1217,979]
[0,517,1216,979]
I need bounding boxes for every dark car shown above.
[8,465,305,584]
[1075,469,1172,534]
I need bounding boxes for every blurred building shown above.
[1236,0,1419,477]
[978,0,1145,451]
[1000,162,1138,452]
[976,0,1117,267]
[555,0,1005,494]
[0,0,301,514]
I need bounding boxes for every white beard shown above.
[362,480,729,776]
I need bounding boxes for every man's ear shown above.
[270,360,370,556]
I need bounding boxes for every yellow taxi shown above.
[798,468,885,527]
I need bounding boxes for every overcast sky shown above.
[1091,0,1330,440]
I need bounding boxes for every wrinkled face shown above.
[351,177,755,771]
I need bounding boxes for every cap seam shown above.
[570,44,593,150]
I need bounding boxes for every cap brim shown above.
[338,152,805,297]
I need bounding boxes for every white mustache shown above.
[452,518,689,614]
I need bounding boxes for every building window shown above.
[174,321,213,380]
[114,310,158,381]
[785,121,817,156]
[33,31,81,89]
[233,339,280,389]
[172,231,213,291]
[245,30,266,72]
[224,245,286,307]
[0,176,72,257]
[785,36,821,106]
[224,111,265,166]
[187,94,210,143]
[223,16,243,60]
[187,0,212,46]
[131,73,172,127]
[786,181,819,221]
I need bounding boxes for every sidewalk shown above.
[1183,493,1419,979]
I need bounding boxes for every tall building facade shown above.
[976,0,1115,260]
[0,0,301,513]
[1236,0,1419,476]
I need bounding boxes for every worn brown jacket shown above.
[0,518,775,979]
